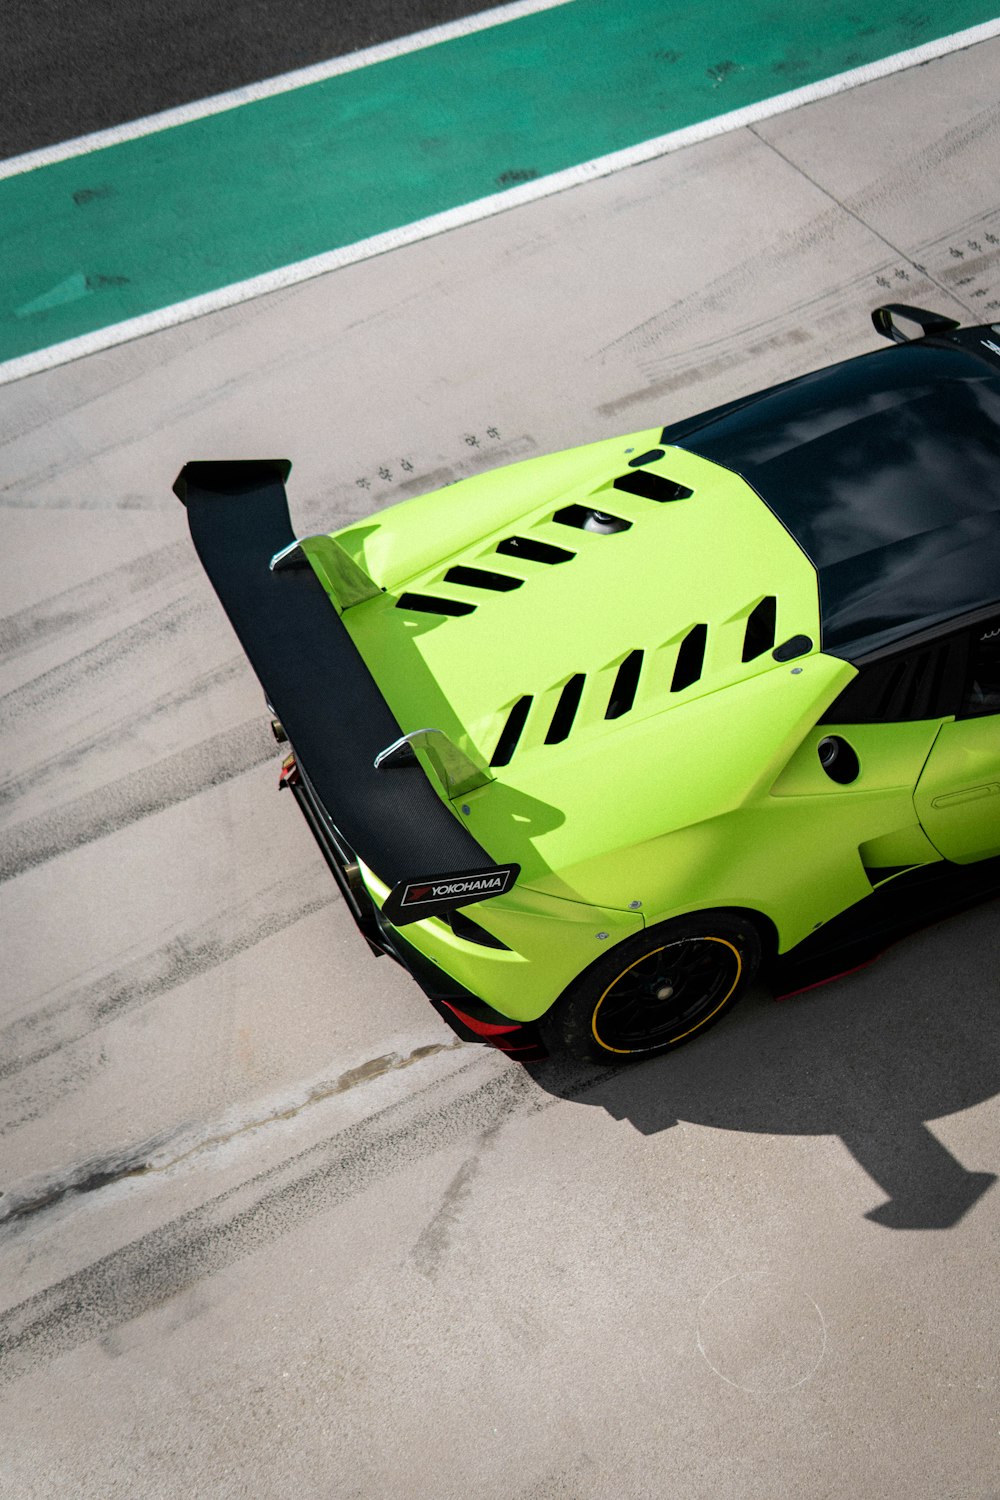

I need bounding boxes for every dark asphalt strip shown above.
[2,0,512,158]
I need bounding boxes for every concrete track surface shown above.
[2,38,999,1500]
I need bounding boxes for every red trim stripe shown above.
[774,952,884,1001]
[439,1000,523,1037]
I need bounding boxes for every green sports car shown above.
[176,304,1000,1063]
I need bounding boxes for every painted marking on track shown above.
[2,11,999,386]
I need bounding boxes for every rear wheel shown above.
[541,912,761,1063]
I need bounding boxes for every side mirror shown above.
[872,304,960,344]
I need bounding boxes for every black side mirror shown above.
[872,304,961,344]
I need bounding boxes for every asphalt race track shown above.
[1,0,508,156]
[1,11,999,1499]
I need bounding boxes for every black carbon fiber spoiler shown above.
[174,460,503,894]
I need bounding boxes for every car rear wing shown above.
[174,461,516,916]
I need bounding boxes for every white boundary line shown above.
[3,18,999,387]
[0,0,576,182]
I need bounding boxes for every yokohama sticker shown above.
[382,863,520,926]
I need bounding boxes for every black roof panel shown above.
[669,341,1000,659]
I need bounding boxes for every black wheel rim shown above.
[592,936,742,1054]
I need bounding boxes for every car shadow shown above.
[525,899,1000,1230]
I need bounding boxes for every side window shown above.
[961,620,1000,717]
[820,636,967,725]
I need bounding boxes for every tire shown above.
[541,911,761,1063]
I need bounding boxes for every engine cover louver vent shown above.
[396,592,476,616]
[606,650,643,719]
[444,565,523,592]
[742,596,777,661]
[496,535,575,564]
[545,674,586,744]
[554,504,632,534]
[671,624,708,692]
[491,695,533,766]
[613,471,693,503]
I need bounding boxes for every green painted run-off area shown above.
[3,0,996,364]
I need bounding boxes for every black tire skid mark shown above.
[0,1136,173,1227]
[0,592,206,724]
[0,539,191,663]
[0,656,245,816]
[602,114,1000,395]
[0,490,178,513]
[410,1117,504,1280]
[0,869,333,1108]
[609,236,867,380]
[593,203,990,397]
[839,110,1000,231]
[0,716,275,884]
[0,1058,534,1388]
[1,1043,464,1227]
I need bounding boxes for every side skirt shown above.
[771,853,1000,997]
